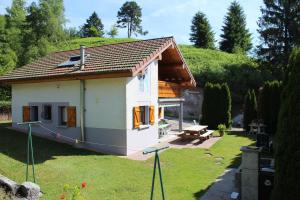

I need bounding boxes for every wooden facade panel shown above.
[158,81,181,98]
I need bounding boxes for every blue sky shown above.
[0,0,263,46]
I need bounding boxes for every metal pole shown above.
[26,125,30,181]
[150,153,157,200]
[29,124,36,183]
[157,151,166,200]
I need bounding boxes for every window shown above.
[57,55,81,67]
[58,106,67,126]
[138,68,149,92]
[30,106,39,121]
[43,105,52,120]
[140,106,149,125]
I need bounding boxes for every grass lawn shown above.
[0,122,254,200]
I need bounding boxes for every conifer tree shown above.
[272,47,300,200]
[257,0,300,77]
[243,89,257,131]
[219,1,252,53]
[190,11,215,49]
[116,1,147,38]
[80,12,104,37]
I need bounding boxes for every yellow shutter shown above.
[150,105,155,125]
[67,106,76,127]
[23,106,30,122]
[133,106,141,129]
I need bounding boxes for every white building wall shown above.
[12,80,81,125]
[85,78,126,129]
[125,61,159,154]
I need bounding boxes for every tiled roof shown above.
[0,37,195,85]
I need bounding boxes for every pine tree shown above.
[190,12,215,49]
[243,89,257,131]
[257,0,300,78]
[80,12,104,37]
[219,1,252,53]
[116,1,147,38]
[272,47,300,200]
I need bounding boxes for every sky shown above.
[0,0,264,46]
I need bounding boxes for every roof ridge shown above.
[53,36,174,54]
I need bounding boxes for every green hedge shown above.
[0,101,11,110]
[243,89,257,131]
[272,47,300,200]
[200,82,232,129]
[258,81,282,135]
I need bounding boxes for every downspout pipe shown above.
[80,45,86,142]
[80,80,85,142]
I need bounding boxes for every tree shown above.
[219,1,252,53]
[220,83,232,127]
[257,0,300,78]
[201,83,231,129]
[5,0,26,66]
[80,12,104,37]
[190,11,215,49]
[271,47,300,200]
[116,1,147,38]
[243,89,257,131]
[258,81,282,135]
[107,24,118,38]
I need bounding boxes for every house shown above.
[0,37,196,155]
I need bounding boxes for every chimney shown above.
[80,45,85,70]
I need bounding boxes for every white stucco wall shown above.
[125,61,159,154]
[85,78,126,129]
[12,80,81,126]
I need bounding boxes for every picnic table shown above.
[249,122,266,134]
[178,125,213,141]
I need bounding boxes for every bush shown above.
[217,124,227,136]
[243,89,257,131]
[258,81,282,135]
[200,82,232,129]
[272,47,300,200]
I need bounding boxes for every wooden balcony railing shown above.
[158,81,181,98]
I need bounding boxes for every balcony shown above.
[158,81,181,98]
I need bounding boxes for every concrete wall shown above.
[125,61,159,154]
[165,88,203,121]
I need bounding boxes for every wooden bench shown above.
[199,130,214,141]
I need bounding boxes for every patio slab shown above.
[124,135,221,161]
[199,168,239,200]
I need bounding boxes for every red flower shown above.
[81,181,87,189]
[60,193,65,199]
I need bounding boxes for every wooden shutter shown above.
[23,106,30,122]
[133,106,141,129]
[149,106,155,125]
[67,106,76,127]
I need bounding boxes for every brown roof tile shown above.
[0,37,195,85]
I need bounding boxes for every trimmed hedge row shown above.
[200,82,231,129]
[243,89,257,131]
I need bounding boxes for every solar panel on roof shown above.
[57,55,81,67]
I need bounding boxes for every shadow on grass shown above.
[193,130,255,199]
[0,122,102,164]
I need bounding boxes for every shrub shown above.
[258,80,282,135]
[200,82,232,129]
[243,89,257,131]
[272,47,300,200]
[217,124,227,136]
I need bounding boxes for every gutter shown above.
[80,45,86,142]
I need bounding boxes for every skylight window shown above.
[57,55,81,67]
